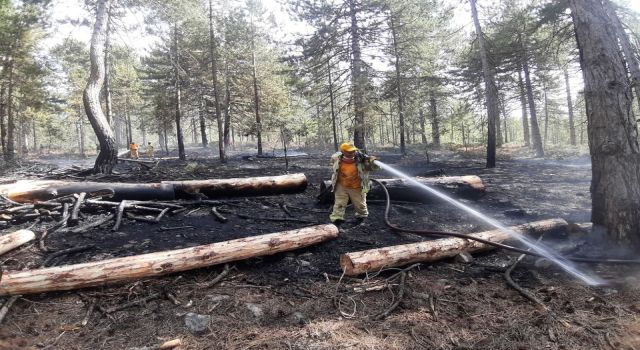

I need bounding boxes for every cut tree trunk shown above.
[0,173,308,203]
[0,224,339,296]
[340,218,567,275]
[0,229,35,257]
[318,176,485,204]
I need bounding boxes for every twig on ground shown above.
[105,292,162,314]
[154,208,170,222]
[81,297,96,326]
[159,225,194,231]
[202,264,231,288]
[0,295,20,324]
[504,236,548,309]
[375,271,407,320]
[236,213,316,224]
[279,202,294,217]
[59,214,115,234]
[113,200,127,231]
[69,192,86,225]
[211,207,228,223]
[42,245,95,267]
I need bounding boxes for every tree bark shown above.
[199,98,208,148]
[569,0,640,247]
[564,68,577,146]
[173,24,186,160]
[419,109,427,144]
[429,92,440,147]
[0,173,308,203]
[340,219,568,275]
[250,18,263,156]
[517,67,531,147]
[470,0,499,168]
[0,230,35,257]
[104,3,113,126]
[521,45,544,157]
[5,59,15,161]
[349,0,366,150]
[0,224,338,296]
[0,82,6,154]
[604,0,640,106]
[223,60,232,150]
[84,0,117,174]
[209,0,225,161]
[390,14,406,155]
[318,175,485,203]
[328,60,338,151]
[543,81,549,145]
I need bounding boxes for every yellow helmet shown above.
[339,142,358,153]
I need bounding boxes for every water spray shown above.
[371,160,605,286]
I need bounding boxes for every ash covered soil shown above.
[1,149,640,350]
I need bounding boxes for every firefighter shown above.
[145,142,154,158]
[329,142,378,226]
[129,142,139,159]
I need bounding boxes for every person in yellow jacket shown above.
[145,142,154,158]
[329,142,379,226]
[129,142,139,159]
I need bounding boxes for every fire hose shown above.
[371,178,640,265]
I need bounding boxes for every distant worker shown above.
[329,142,378,226]
[145,142,154,158]
[129,142,139,159]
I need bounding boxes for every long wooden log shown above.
[340,218,568,275]
[0,174,308,203]
[0,224,338,296]
[165,173,308,198]
[0,229,36,257]
[318,175,485,203]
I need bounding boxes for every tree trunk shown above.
[521,46,544,157]
[173,24,186,160]
[199,98,208,148]
[0,229,35,258]
[125,94,132,145]
[0,82,6,154]
[79,117,86,157]
[209,0,225,161]
[83,0,117,174]
[543,81,549,145]
[318,175,485,204]
[349,0,366,150]
[5,60,15,162]
[250,25,262,156]
[569,0,640,247]
[518,67,531,146]
[564,68,577,146]
[328,60,338,151]
[470,0,499,168]
[430,92,440,147]
[390,14,406,155]
[604,0,640,106]
[419,108,427,144]
[223,60,232,150]
[104,3,113,126]
[0,224,338,296]
[500,95,509,144]
[340,219,568,275]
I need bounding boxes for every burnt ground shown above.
[1,148,640,350]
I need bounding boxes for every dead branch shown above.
[0,295,20,324]
[42,245,95,268]
[202,264,231,288]
[105,292,162,313]
[69,192,86,225]
[374,271,407,320]
[113,200,127,231]
[211,207,228,223]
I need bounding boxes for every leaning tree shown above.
[83,0,117,173]
[569,0,640,247]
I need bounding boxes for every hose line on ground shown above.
[371,178,640,265]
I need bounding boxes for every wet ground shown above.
[1,148,639,350]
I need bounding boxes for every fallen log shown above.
[318,176,485,203]
[0,224,338,296]
[0,229,36,257]
[340,218,568,276]
[165,173,307,198]
[0,174,308,203]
